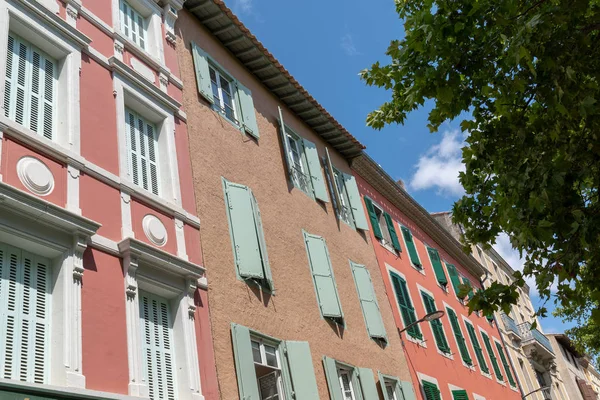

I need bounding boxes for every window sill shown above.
[0,377,141,400]
[437,349,454,360]
[114,30,168,75]
[405,335,427,348]
[379,241,398,255]
[480,371,493,380]
[411,264,426,275]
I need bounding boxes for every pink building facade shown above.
[0,0,218,399]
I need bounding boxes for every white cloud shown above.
[234,0,253,13]
[409,129,466,196]
[492,233,535,291]
[341,33,361,56]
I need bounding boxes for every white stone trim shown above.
[473,393,486,400]
[0,378,142,400]
[175,217,188,260]
[121,191,134,238]
[64,0,80,27]
[66,164,81,214]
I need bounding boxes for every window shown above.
[495,341,517,387]
[422,380,441,400]
[338,368,357,400]
[400,226,422,268]
[452,389,469,400]
[426,247,448,287]
[0,244,50,384]
[446,263,464,299]
[223,179,273,291]
[286,132,311,194]
[465,322,489,374]
[333,167,354,227]
[447,307,473,366]
[421,291,450,354]
[461,276,474,302]
[251,338,284,400]
[350,261,387,343]
[390,271,422,340]
[481,331,503,381]
[4,34,56,140]
[364,198,401,252]
[379,373,412,400]
[126,108,160,195]
[139,292,176,400]
[386,384,398,400]
[322,357,376,400]
[120,0,146,49]
[209,65,237,123]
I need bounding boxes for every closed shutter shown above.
[446,307,472,365]
[400,381,418,400]
[446,264,463,298]
[125,109,159,195]
[283,341,320,400]
[389,272,422,340]
[303,140,329,202]
[465,322,489,373]
[4,34,55,140]
[231,324,260,400]
[427,248,448,286]
[235,81,259,138]
[350,262,387,341]
[462,277,474,300]
[139,292,176,400]
[343,174,369,231]
[495,341,516,386]
[357,368,378,400]
[422,381,441,400]
[191,43,214,103]
[421,292,450,354]
[400,227,421,267]
[323,357,343,400]
[250,191,274,292]
[383,212,401,252]
[304,233,343,320]
[452,389,469,400]
[482,332,503,380]
[364,197,383,239]
[0,245,50,384]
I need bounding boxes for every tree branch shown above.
[511,0,548,20]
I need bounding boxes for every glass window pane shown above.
[264,344,278,367]
[251,340,261,364]
[386,384,396,400]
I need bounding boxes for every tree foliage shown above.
[361,0,600,361]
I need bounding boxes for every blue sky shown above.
[227,0,572,334]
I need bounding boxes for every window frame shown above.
[112,0,164,63]
[284,127,313,198]
[337,367,358,400]
[125,107,161,196]
[250,336,286,400]
[208,63,239,125]
[417,374,442,400]
[371,201,397,253]
[332,166,355,228]
[119,0,147,50]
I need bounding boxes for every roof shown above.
[184,0,365,159]
[549,333,586,359]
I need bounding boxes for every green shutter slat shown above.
[401,227,421,267]
[250,191,274,292]
[452,389,469,400]
[357,368,378,400]
[427,247,448,285]
[235,80,259,138]
[390,272,422,340]
[462,277,474,300]
[447,307,472,365]
[303,140,329,202]
[446,263,463,298]
[343,174,369,231]
[383,212,402,252]
[401,380,418,400]
[224,180,265,280]
[304,232,343,319]
[496,341,517,386]
[422,381,441,400]
[350,262,387,341]
[323,357,344,400]
[231,324,260,400]
[466,323,489,373]
[284,341,320,400]
[364,197,383,239]
[482,332,503,380]
[422,292,450,353]
[191,43,214,104]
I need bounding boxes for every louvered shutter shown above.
[304,233,343,319]
[350,262,386,341]
[427,248,448,286]
[303,140,329,202]
[462,277,474,301]
[446,307,472,365]
[389,272,422,340]
[0,245,50,384]
[482,332,503,380]
[283,341,320,400]
[322,357,343,400]
[400,227,421,267]
[120,1,145,49]
[446,264,463,298]
[250,191,274,292]
[452,389,469,400]
[495,341,516,386]
[465,323,489,373]
[422,381,441,400]
[422,292,450,353]
[364,197,383,239]
[191,43,214,103]
[383,212,401,252]
[231,324,260,400]
[125,109,159,195]
[277,107,294,182]
[357,368,378,400]
[343,174,369,231]
[235,81,259,138]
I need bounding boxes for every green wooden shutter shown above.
[401,381,418,400]
[421,292,450,354]
[190,43,214,103]
[427,247,448,286]
[283,341,320,400]
[446,263,463,298]
[303,140,329,202]
[383,213,402,252]
[358,368,378,400]
[323,357,343,400]
[250,191,274,292]
[139,292,176,400]
[400,227,421,267]
[465,322,489,373]
[495,341,516,386]
[462,277,474,300]
[235,80,259,138]
[482,332,503,380]
[343,174,369,231]
[389,272,422,340]
[422,381,441,400]
[231,324,260,400]
[364,197,383,239]
[446,307,472,365]
[350,262,387,341]
[452,389,469,400]
[304,232,343,319]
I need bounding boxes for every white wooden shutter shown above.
[4,34,56,140]
[120,1,146,49]
[139,292,176,400]
[0,244,50,384]
[126,109,160,195]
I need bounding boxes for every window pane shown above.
[386,384,396,400]
[264,344,278,367]
[340,372,354,400]
[251,340,261,364]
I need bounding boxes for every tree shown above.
[361,0,600,362]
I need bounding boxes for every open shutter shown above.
[427,247,448,285]
[324,148,342,210]
[422,381,441,400]
[389,272,422,340]
[466,323,489,373]
[224,180,265,280]
[250,191,273,292]
[191,43,214,103]
[283,341,320,400]
[364,197,383,239]
[422,292,450,353]
[452,389,469,400]
[446,263,463,298]
[231,324,260,400]
[357,368,378,400]
[462,277,474,300]
[277,106,294,181]
[400,227,421,267]
[303,141,329,202]
[383,212,401,252]
[236,81,259,138]
[378,373,405,400]
[495,341,516,386]
[343,173,369,231]
[323,357,343,400]
[378,372,391,400]
[400,381,418,400]
[304,232,343,319]
[350,262,386,341]
[482,332,503,380]
[446,307,472,365]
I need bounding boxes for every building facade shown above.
[583,362,600,399]
[0,0,218,399]
[352,156,522,400]
[549,334,599,400]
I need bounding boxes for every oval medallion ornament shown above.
[142,214,168,247]
[17,156,54,196]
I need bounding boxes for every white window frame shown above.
[208,64,238,125]
[448,383,467,400]
[112,0,164,63]
[462,315,493,380]
[398,224,424,274]
[251,336,285,400]
[444,302,475,370]
[417,284,453,360]
[120,0,147,50]
[337,367,357,400]
[284,127,313,197]
[125,107,160,196]
[332,167,354,227]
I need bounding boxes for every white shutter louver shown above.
[126,108,160,195]
[0,244,50,384]
[140,292,176,400]
[120,0,146,49]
